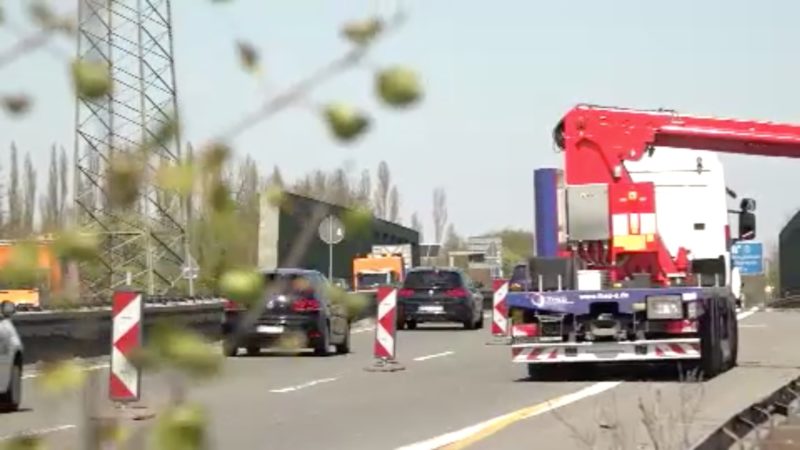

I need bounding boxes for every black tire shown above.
[245,346,261,356]
[699,297,724,379]
[527,363,558,381]
[406,320,417,330]
[726,303,739,370]
[314,324,332,357]
[0,359,21,412]
[223,338,239,357]
[477,311,485,329]
[335,322,351,355]
[396,315,406,331]
[463,314,476,330]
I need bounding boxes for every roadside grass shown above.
[552,366,707,450]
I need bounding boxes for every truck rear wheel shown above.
[699,297,725,378]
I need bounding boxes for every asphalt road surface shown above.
[2,308,799,450]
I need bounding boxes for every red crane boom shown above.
[552,104,800,286]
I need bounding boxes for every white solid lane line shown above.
[737,306,759,321]
[269,377,338,394]
[0,424,77,441]
[413,351,455,362]
[396,381,622,450]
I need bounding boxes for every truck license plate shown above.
[257,325,284,334]
[419,305,444,313]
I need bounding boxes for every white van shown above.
[0,301,23,412]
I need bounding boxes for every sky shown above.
[2,0,800,253]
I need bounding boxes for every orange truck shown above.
[352,244,413,293]
[0,239,65,309]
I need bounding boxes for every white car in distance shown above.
[0,301,22,412]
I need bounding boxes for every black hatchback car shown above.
[222,268,351,356]
[396,267,484,330]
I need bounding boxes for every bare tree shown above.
[58,145,68,224]
[410,212,423,241]
[22,151,36,234]
[432,187,447,243]
[443,223,462,251]
[7,143,20,235]
[268,165,285,188]
[356,168,371,207]
[374,160,390,219]
[388,186,400,223]
[40,145,58,231]
[330,168,350,206]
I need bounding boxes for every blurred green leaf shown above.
[218,268,264,307]
[71,60,112,99]
[106,153,144,208]
[149,323,222,378]
[156,161,196,197]
[2,95,31,115]
[0,242,42,288]
[2,434,45,450]
[236,41,260,73]
[342,206,373,238]
[341,17,383,45]
[199,142,231,173]
[52,229,99,262]
[323,102,370,142]
[376,66,423,108]
[35,360,86,396]
[152,403,208,450]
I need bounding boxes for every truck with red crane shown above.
[509,104,797,379]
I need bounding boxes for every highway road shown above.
[2,309,799,449]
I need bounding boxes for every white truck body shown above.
[624,148,738,294]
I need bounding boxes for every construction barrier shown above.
[109,289,144,402]
[365,286,405,372]
[487,279,511,345]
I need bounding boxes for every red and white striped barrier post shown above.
[109,289,144,402]
[487,279,512,345]
[365,286,405,372]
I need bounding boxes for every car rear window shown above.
[263,272,316,293]
[404,270,461,289]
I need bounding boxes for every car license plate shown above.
[256,325,284,334]
[419,305,444,313]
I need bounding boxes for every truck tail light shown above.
[665,319,697,334]
[512,323,539,338]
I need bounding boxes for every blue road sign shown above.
[730,241,764,275]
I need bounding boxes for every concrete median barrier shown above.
[13,299,224,365]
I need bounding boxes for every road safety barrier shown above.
[693,374,800,449]
[487,279,511,345]
[109,290,144,402]
[13,298,224,365]
[365,286,404,372]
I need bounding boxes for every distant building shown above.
[419,243,442,266]
[258,192,420,279]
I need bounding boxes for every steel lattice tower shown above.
[73,0,189,300]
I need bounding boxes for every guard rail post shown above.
[365,285,405,372]
[105,288,154,420]
[486,278,512,345]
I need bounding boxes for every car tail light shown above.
[292,298,320,312]
[444,287,468,298]
[398,288,414,298]
[223,299,240,311]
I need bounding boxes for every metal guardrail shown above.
[768,295,800,309]
[13,298,225,364]
[693,375,800,449]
